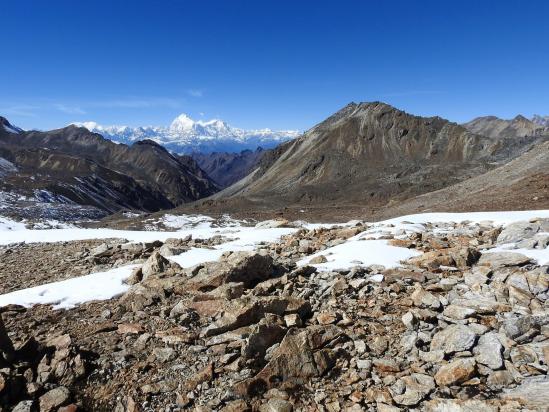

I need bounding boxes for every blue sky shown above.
[2,0,548,131]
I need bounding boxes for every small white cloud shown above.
[187,89,204,98]
[54,104,86,115]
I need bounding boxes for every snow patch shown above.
[299,239,421,271]
[0,265,138,309]
[384,211,549,226]
[0,217,26,231]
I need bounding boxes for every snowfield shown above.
[2,210,549,309]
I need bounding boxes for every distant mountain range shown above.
[3,105,549,221]
[73,114,300,154]
[463,114,549,138]
[532,114,549,127]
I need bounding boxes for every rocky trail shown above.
[1,214,549,411]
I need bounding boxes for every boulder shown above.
[234,325,343,397]
[478,252,531,269]
[39,386,70,412]
[390,373,435,406]
[188,252,276,291]
[201,296,311,337]
[473,332,503,370]
[497,219,549,244]
[241,318,287,360]
[434,358,476,386]
[431,325,478,354]
[411,285,441,309]
[141,251,181,279]
[500,376,549,410]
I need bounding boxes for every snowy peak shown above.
[169,113,195,132]
[73,114,299,154]
[0,116,23,134]
[532,114,549,127]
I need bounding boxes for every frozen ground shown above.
[2,210,549,310]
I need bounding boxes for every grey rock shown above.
[473,332,503,370]
[390,373,435,406]
[502,314,532,339]
[39,386,70,412]
[443,305,476,320]
[259,398,293,412]
[501,376,549,410]
[478,252,531,268]
[431,324,478,354]
[12,401,35,412]
[153,347,177,363]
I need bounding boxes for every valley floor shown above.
[1,210,549,411]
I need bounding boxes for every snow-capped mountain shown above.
[73,114,300,154]
[532,114,549,127]
[0,116,22,134]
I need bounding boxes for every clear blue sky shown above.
[2,0,548,131]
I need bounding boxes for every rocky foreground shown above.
[1,217,549,411]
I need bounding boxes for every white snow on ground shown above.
[0,217,297,309]
[0,265,139,309]
[298,239,421,271]
[298,221,424,271]
[168,227,296,268]
[3,210,549,310]
[384,210,549,226]
[0,217,26,231]
[299,210,549,272]
[169,247,226,268]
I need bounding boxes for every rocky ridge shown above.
[0,121,219,216]
[1,216,549,411]
[190,102,549,219]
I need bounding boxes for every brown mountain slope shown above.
[190,148,266,188]
[180,102,549,221]
[377,140,549,219]
[0,119,219,213]
[212,102,538,205]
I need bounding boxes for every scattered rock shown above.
[434,358,476,386]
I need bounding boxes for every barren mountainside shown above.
[210,102,545,210]
[463,115,549,139]
[191,148,266,188]
[0,120,219,213]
